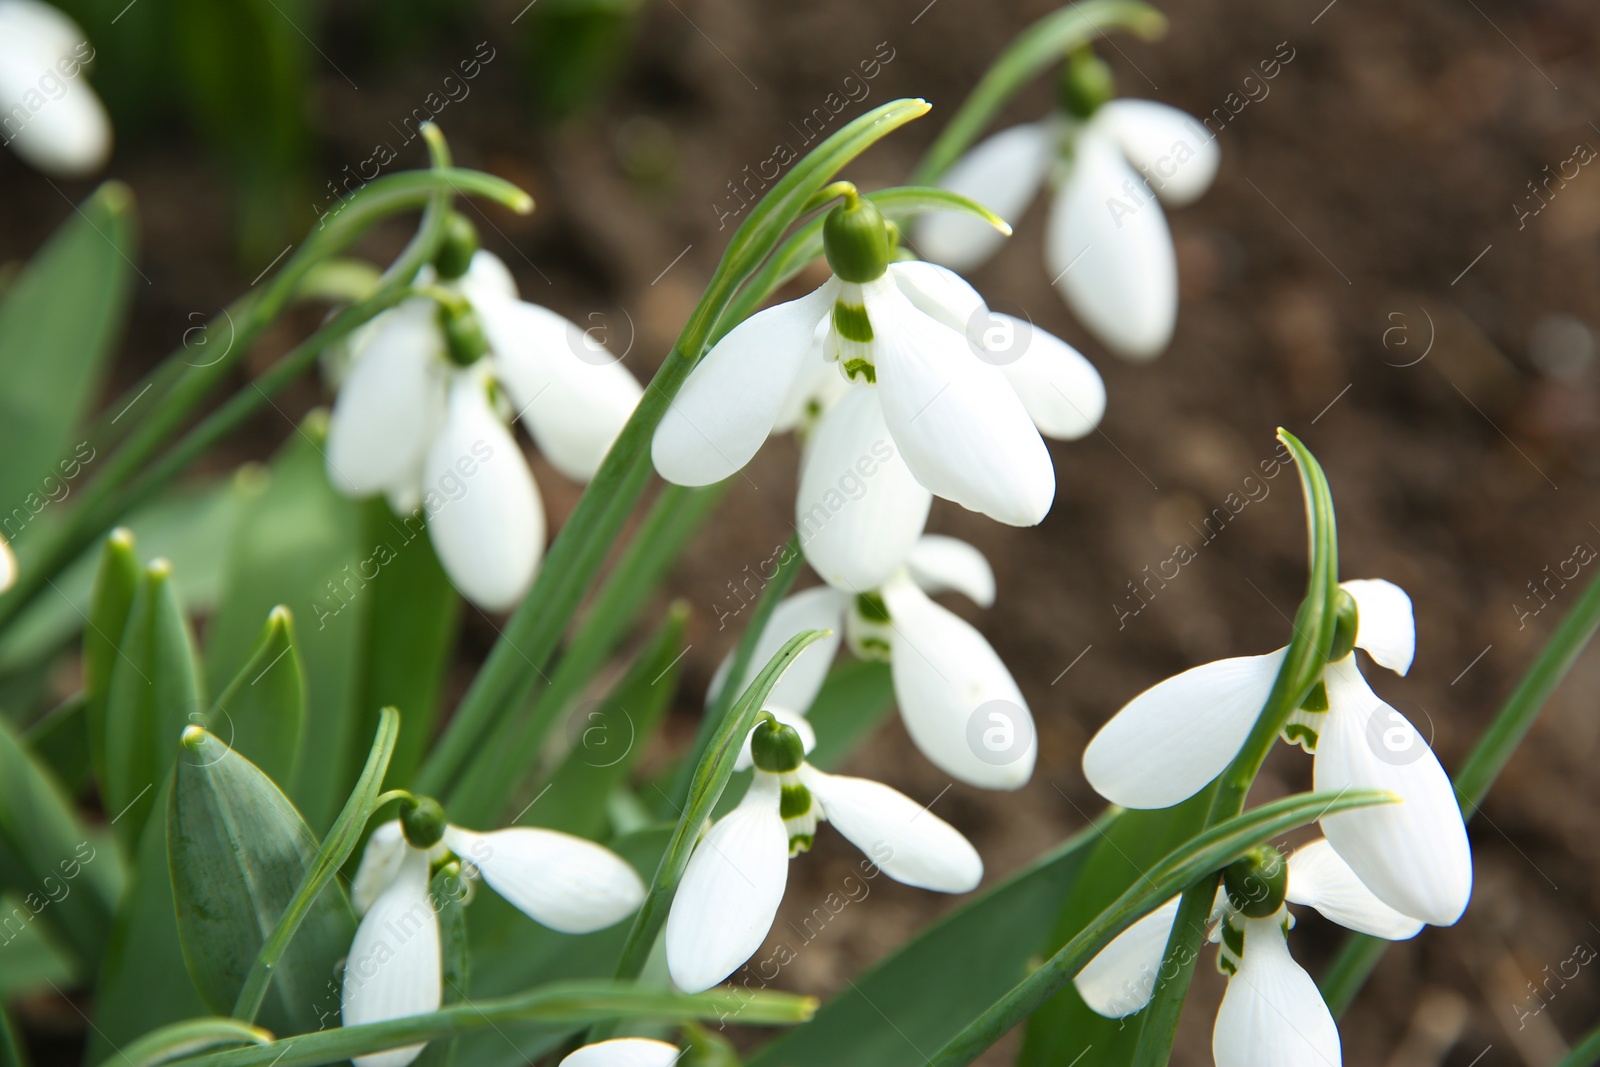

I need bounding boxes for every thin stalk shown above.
[1554,1020,1600,1067]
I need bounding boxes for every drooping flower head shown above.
[0,0,111,176]
[915,48,1219,360]
[1083,578,1472,926]
[665,716,982,993]
[342,795,646,1067]
[325,214,643,611]
[558,1039,683,1067]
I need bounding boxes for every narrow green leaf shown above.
[1554,1020,1600,1067]
[926,789,1392,1066]
[0,1006,23,1067]
[748,813,1111,1067]
[0,712,119,971]
[206,418,365,833]
[84,527,141,788]
[527,604,689,839]
[24,693,91,796]
[117,1018,273,1067]
[414,863,472,1067]
[103,560,204,855]
[803,659,894,770]
[168,726,355,1036]
[208,606,307,789]
[232,707,399,1024]
[0,182,136,523]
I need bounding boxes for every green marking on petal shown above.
[787,833,814,856]
[1300,680,1329,712]
[833,301,874,342]
[779,783,813,820]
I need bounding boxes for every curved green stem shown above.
[909,0,1168,185]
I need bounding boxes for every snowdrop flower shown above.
[342,796,646,1067]
[653,186,1103,531]
[0,0,111,176]
[1083,579,1472,926]
[325,216,643,611]
[914,51,1218,360]
[665,716,982,993]
[715,534,1036,791]
[1075,841,1422,1066]
[559,1039,682,1067]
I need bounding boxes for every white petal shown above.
[325,300,447,497]
[423,373,545,611]
[888,260,986,334]
[559,1039,683,1067]
[992,318,1106,440]
[734,705,816,773]
[442,826,643,933]
[1082,650,1285,810]
[456,249,519,303]
[708,585,847,720]
[1286,839,1424,941]
[799,764,982,892]
[906,534,995,608]
[1094,100,1219,208]
[473,295,643,483]
[341,850,440,1067]
[881,575,1036,790]
[0,1,111,176]
[914,122,1056,271]
[1315,660,1472,926]
[772,316,846,434]
[665,775,790,992]
[350,821,407,917]
[1047,128,1178,361]
[1213,918,1341,1067]
[1073,895,1180,1018]
[652,282,835,486]
[1341,578,1415,675]
[797,386,933,591]
[0,534,16,593]
[868,278,1055,526]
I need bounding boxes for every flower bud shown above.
[823,194,890,283]
[400,795,448,849]
[1329,588,1360,662]
[750,718,805,773]
[435,212,480,280]
[1222,845,1288,919]
[439,300,489,367]
[1059,47,1115,119]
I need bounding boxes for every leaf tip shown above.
[181,723,207,749]
[147,557,173,580]
[108,526,135,550]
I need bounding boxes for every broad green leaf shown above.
[90,774,207,1064]
[118,1018,273,1067]
[0,893,74,997]
[168,727,355,1035]
[0,182,136,524]
[208,606,306,789]
[348,498,459,790]
[24,693,90,796]
[749,814,1111,1067]
[206,417,365,833]
[804,659,894,770]
[84,527,140,787]
[0,713,119,971]
[103,560,204,854]
[523,604,687,839]
[1018,793,1212,1066]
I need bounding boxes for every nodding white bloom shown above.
[914,53,1217,361]
[714,534,1036,791]
[325,231,642,611]
[1075,841,1421,1066]
[342,799,645,1067]
[0,0,111,176]
[1082,578,1472,926]
[653,191,1105,532]
[665,716,982,993]
[559,1039,682,1067]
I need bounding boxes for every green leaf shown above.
[0,892,74,998]
[0,712,120,971]
[24,693,91,796]
[414,863,472,1067]
[84,527,141,787]
[208,606,307,789]
[158,981,814,1067]
[925,789,1392,1066]
[0,1005,22,1067]
[804,659,894,770]
[0,182,136,525]
[231,707,399,1024]
[205,417,365,833]
[348,498,460,790]
[748,814,1110,1067]
[103,559,204,855]
[117,1018,273,1067]
[168,726,355,1035]
[526,604,688,839]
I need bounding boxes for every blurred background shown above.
[2,0,1599,1064]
